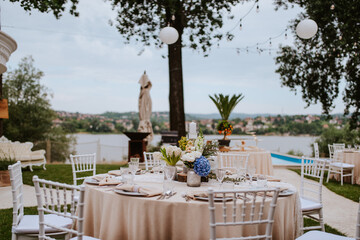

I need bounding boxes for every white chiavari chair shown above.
[207,187,280,240]
[70,153,96,186]
[9,162,72,240]
[217,152,249,174]
[300,157,326,232]
[326,150,354,185]
[333,143,346,152]
[33,176,99,240]
[143,152,161,171]
[297,200,360,240]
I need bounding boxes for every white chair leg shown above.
[352,169,354,184]
[11,233,16,240]
[43,163,46,170]
[326,168,331,183]
[341,168,343,186]
[319,208,325,231]
[29,165,33,172]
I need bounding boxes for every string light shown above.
[239,19,243,30]
[171,15,175,21]
[285,29,288,40]
[330,4,335,10]
[269,38,272,47]
[256,1,260,13]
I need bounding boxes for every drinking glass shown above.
[163,166,176,194]
[257,175,267,188]
[129,162,138,184]
[164,166,176,180]
[130,157,140,164]
[247,166,256,185]
[216,168,226,189]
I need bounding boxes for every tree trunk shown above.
[168,22,185,137]
[0,74,3,137]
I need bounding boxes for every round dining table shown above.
[83,174,301,240]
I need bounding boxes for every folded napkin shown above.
[92,174,109,182]
[108,170,122,176]
[253,175,281,182]
[99,176,123,186]
[115,184,162,197]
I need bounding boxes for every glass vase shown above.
[187,169,201,187]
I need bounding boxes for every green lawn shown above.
[290,168,360,202]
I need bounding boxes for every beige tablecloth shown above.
[83,175,300,240]
[219,151,274,176]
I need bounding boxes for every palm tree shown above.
[209,93,244,140]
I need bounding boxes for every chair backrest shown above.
[207,187,280,240]
[328,144,334,160]
[143,152,161,170]
[217,152,249,173]
[8,161,24,230]
[33,176,84,240]
[313,142,319,159]
[301,157,326,203]
[70,153,96,185]
[333,143,345,152]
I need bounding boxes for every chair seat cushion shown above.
[70,236,100,240]
[13,214,72,234]
[330,162,354,168]
[296,230,354,240]
[300,198,322,211]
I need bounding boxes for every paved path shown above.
[0,168,358,237]
[274,168,358,238]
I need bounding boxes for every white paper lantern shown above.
[0,31,17,74]
[296,19,318,39]
[159,26,179,45]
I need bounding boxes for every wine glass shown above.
[129,162,138,185]
[247,166,256,186]
[216,168,226,189]
[164,166,176,193]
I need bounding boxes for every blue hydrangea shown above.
[194,156,211,177]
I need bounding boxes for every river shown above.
[73,134,317,162]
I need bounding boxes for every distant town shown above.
[54,111,347,136]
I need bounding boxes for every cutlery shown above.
[166,191,177,199]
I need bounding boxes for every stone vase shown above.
[187,169,201,187]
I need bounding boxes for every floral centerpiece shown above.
[159,145,182,166]
[179,132,216,187]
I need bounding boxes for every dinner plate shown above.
[278,189,295,197]
[194,196,233,202]
[114,189,148,197]
[84,178,99,185]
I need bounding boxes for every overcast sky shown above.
[2,0,345,115]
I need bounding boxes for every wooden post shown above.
[96,139,101,162]
[46,139,51,163]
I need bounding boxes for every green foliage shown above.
[21,163,126,186]
[303,218,346,236]
[315,125,360,157]
[160,147,181,166]
[209,94,244,121]
[3,56,74,162]
[9,0,80,18]
[275,0,360,128]
[109,1,245,55]
[286,149,304,157]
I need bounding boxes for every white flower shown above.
[181,151,202,162]
[153,152,162,161]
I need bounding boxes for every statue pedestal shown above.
[123,132,150,162]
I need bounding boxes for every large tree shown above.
[3,56,75,162]
[275,0,360,128]
[108,0,247,137]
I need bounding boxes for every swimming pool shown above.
[271,153,302,166]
